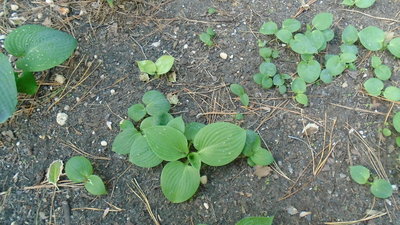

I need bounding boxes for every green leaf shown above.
[240,94,249,106]
[358,26,385,51]
[167,116,185,133]
[282,18,301,33]
[363,78,383,96]
[106,0,114,7]
[339,52,357,63]
[301,54,314,62]
[275,29,292,44]
[139,113,173,130]
[161,161,200,203]
[4,25,77,72]
[306,30,326,50]
[199,33,213,46]
[250,147,274,166]
[206,28,216,37]
[326,55,346,76]
[253,73,266,85]
[396,136,400,147]
[340,44,358,55]
[194,122,246,166]
[129,135,163,168]
[15,71,38,95]
[323,29,335,42]
[65,156,93,183]
[84,175,107,195]
[273,74,284,86]
[371,56,382,68]
[230,83,245,96]
[188,152,201,170]
[242,130,261,157]
[120,120,135,131]
[235,216,274,225]
[128,103,146,122]
[297,60,321,83]
[342,25,358,44]
[46,160,63,186]
[261,77,273,89]
[137,60,156,75]
[112,128,140,155]
[144,126,188,161]
[370,179,392,198]
[271,50,280,59]
[312,12,333,30]
[259,21,278,35]
[342,0,355,6]
[155,55,174,75]
[291,78,307,94]
[259,62,277,77]
[184,122,206,141]
[208,7,217,15]
[295,93,308,106]
[0,53,17,123]
[393,112,400,133]
[320,69,333,83]
[235,113,244,120]
[374,65,391,81]
[387,37,400,58]
[278,85,287,94]
[349,165,370,184]
[142,90,170,116]
[355,0,375,8]
[382,128,392,137]
[289,34,318,55]
[383,86,400,101]
[259,47,272,60]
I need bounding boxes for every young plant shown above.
[235,216,274,225]
[136,55,175,78]
[0,24,77,123]
[112,90,274,203]
[230,84,249,106]
[199,28,216,46]
[349,165,393,198]
[65,156,107,195]
[342,0,375,8]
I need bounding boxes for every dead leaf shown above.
[299,211,312,217]
[254,166,272,179]
[237,191,252,197]
[102,207,110,218]
[167,71,176,82]
[302,123,319,136]
[200,175,207,185]
[167,93,179,105]
[139,73,150,82]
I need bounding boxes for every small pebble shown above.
[220,52,228,59]
[183,44,188,49]
[56,113,68,126]
[106,121,112,130]
[151,40,161,47]
[200,175,208,185]
[64,105,70,111]
[10,4,19,11]
[287,206,298,215]
[110,89,116,95]
[55,74,66,84]
[203,202,209,210]
[342,82,348,88]
[101,141,108,146]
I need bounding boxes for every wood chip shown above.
[254,166,272,178]
[302,123,319,135]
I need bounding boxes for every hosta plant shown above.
[112,90,274,203]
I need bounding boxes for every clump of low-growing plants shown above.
[349,165,393,198]
[342,0,375,8]
[199,28,216,46]
[136,55,175,80]
[112,90,274,203]
[0,24,77,123]
[230,84,249,107]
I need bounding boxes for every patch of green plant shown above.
[349,165,392,198]
[230,84,249,106]
[207,7,217,15]
[342,0,375,8]
[199,28,216,46]
[0,24,77,123]
[235,216,274,225]
[65,156,107,195]
[136,55,175,78]
[112,90,274,203]
[106,0,114,7]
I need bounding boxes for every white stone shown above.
[203,202,209,210]
[183,44,188,49]
[151,40,161,47]
[55,74,66,84]
[56,113,68,126]
[101,141,108,146]
[10,5,19,11]
[220,52,228,59]
[110,89,116,95]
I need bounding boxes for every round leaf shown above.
[128,103,146,122]
[236,216,274,225]
[250,147,274,166]
[297,60,321,83]
[320,69,333,84]
[0,53,17,123]
[282,18,301,33]
[259,21,278,35]
[259,62,277,77]
[84,175,107,195]
[323,29,335,42]
[393,112,400,133]
[259,47,272,59]
[289,34,318,55]
[230,84,245,96]
[155,55,174,75]
[295,93,308,106]
[312,12,333,30]
[370,179,392,199]
[161,161,200,203]
[340,52,357,63]
[65,156,93,183]
[371,56,382,68]
[278,85,287,94]
[262,77,273,89]
[194,122,246,166]
[349,165,370,184]
[307,30,326,50]
[374,65,391,81]
[326,55,346,76]
[355,0,375,8]
[342,25,358,44]
[112,128,140,155]
[387,37,400,58]
[291,78,307,94]
[129,135,163,168]
[340,44,358,55]
[273,74,284,86]
[383,86,400,101]
[363,78,383,96]
[358,26,385,51]
[142,90,170,116]
[184,122,206,141]
[166,116,185,133]
[199,33,213,46]
[137,60,156,75]
[275,29,292,44]
[253,73,266,85]
[382,128,392,137]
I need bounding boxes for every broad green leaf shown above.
[358,26,385,51]
[199,33,213,46]
[161,161,200,203]
[139,113,173,130]
[282,18,301,33]
[339,52,357,63]
[250,147,274,166]
[273,74,284,86]
[289,34,318,55]
[206,28,216,37]
[312,12,333,30]
[240,94,249,106]
[155,55,174,75]
[128,103,146,122]
[291,78,307,94]
[46,160,63,186]
[129,135,163,168]
[383,86,400,101]
[349,165,370,184]
[119,120,135,131]
[275,29,292,44]
[393,112,400,133]
[242,130,261,157]
[208,7,217,15]
[236,216,274,225]
[194,122,246,166]
[112,128,140,155]
[0,53,17,123]
[306,30,325,50]
[382,128,392,137]
[342,25,358,44]
[363,78,383,96]
[301,54,314,62]
[342,0,355,5]
[65,156,93,183]
[320,69,333,84]
[374,65,391,80]
[5,25,77,72]
[355,0,375,8]
[137,60,156,75]
[188,152,201,170]
[230,83,245,96]
[371,56,382,68]
[259,21,278,35]
[297,60,321,83]
[278,85,287,94]
[259,47,272,60]
[340,44,358,55]
[84,175,107,195]
[326,55,346,76]
[247,158,256,167]
[259,62,277,77]
[323,29,335,42]
[253,73,266,85]
[396,136,400,147]
[262,77,273,89]
[144,126,188,161]
[387,37,400,58]
[370,179,392,198]
[15,71,38,95]
[184,122,206,141]
[167,116,185,133]
[142,90,170,116]
[295,93,308,106]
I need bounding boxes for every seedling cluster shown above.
[199,28,217,46]
[349,165,393,198]
[230,84,249,107]
[136,55,175,79]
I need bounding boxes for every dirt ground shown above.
[1,0,399,224]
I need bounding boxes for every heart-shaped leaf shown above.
[262,77,273,89]
[259,62,277,77]
[349,165,370,184]
[112,128,140,155]
[282,19,301,33]
[137,60,156,75]
[199,33,213,46]
[236,216,274,225]
[320,69,333,84]
[259,21,278,35]
[142,90,170,116]
[339,52,357,63]
[297,60,321,83]
[259,47,272,60]
[393,112,400,133]
[291,78,307,94]
[306,30,326,50]
[161,161,200,203]
[289,34,318,55]
[65,156,93,183]
[250,147,274,166]
[387,37,400,58]
[383,86,400,101]
[4,24,77,72]
[363,78,384,96]
[0,53,17,123]
[323,29,335,42]
[358,26,385,51]
[194,122,246,166]
[370,179,392,198]
[129,135,163,168]
[155,55,174,75]
[184,122,206,141]
[230,84,245,96]
[15,71,38,95]
[312,12,333,30]
[355,0,375,8]
[128,103,146,122]
[326,55,346,76]
[275,29,292,44]
[167,116,185,133]
[342,25,358,44]
[295,93,308,106]
[273,74,284,86]
[84,175,107,195]
[340,44,359,55]
[374,65,391,80]
[253,73,266,85]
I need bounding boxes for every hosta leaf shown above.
[355,0,375,8]
[393,112,400,133]
[84,175,107,195]
[15,71,38,95]
[242,130,261,157]
[161,161,200,203]
[383,86,400,101]
[326,55,346,76]
[112,128,140,155]
[289,34,318,55]
[349,165,370,184]
[250,147,274,166]
[295,93,308,106]
[0,53,17,123]
[236,216,274,225]
[363,78,383,96]
[128,103,146,122]
[259,62,277,77]
[65,156,93,183]
[4,24,77,72]
[188,152,201,170]
[275,29,292,44]
[142,90,170,116]
[184,122,206,141]
[144,126,188,161]
[167,116,185,133]
[139,113,173,130]
[194,122,246,166]
[155,55,174,75]
[387,37,400,58]
[129,135,163,168]
[46,160,63,186]
[374,65,391,80]
[259,21,278,35]
[137,60,156,75]
[370,179,392,198]
[230,83,245,96]
[291,78,307,94]
[282,18,301,33]
[358,26,385,51]
[312,12,333,30]
[342,25,358,44]
[297,60,321,83]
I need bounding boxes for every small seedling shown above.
[342,0,375,8]
[199,28,216,46]
[106,0,114,7]
[235,216,274,225]
[207,7,217,15]
[349,165,393,198]
[65,156,107,195]
[230,84,249,106]
[46,160,64,187]
[136,55,175,78]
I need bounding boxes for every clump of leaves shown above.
[112,90,274,203]
[199,28,216,46]
[136,55,175,79]
[0,24,77,123]
[230,84,249,106]
[342,0,375,8]
[349,165,393,198]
